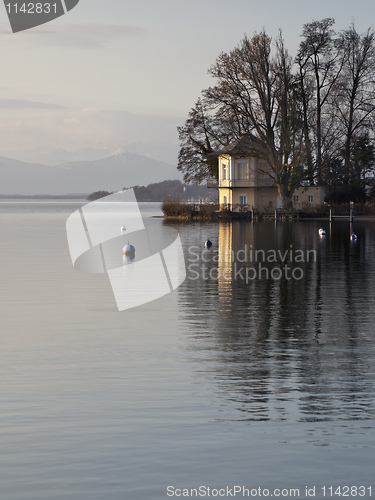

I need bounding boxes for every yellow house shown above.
[216,134,324,210]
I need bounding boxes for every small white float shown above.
[350,233,357,241]
[318,228,326,236]
[121,225,126,233]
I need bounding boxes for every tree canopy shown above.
[178,19,375,207]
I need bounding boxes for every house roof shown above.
[215,133,264,156]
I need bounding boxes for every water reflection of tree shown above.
[178,220,375,422]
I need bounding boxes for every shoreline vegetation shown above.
[4,178,375,221]
[161,199,375,220]
[86,180,217,203]
[162,199,220,219]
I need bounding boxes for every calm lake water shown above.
[1,199,375,499]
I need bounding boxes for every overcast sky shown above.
[0,0,374,158]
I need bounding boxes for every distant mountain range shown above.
[0,150,183,195]
[23,147,113,166]
[7,142,179,167]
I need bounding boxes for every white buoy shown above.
[123,243,135,255]
[350,233,357,241]
[121,225,126,233]
[318,228,326,236]
[205,239,212,247]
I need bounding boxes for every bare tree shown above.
[177,20,375,205]
[203,31,303,208]
[295,49,316,185]
[177,99,220,184]
[297,18,344,184]
[335,24,375,190]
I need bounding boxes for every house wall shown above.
[253,187,279,209]
[293,187,325,209]
[218,155,232,183]
[218,153,325,211]
[219,187,234,207]
[219,187,279,209]
[218,154,275,188]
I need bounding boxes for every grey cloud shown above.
[0,99,65,109]
[0,23,145,48]
[61,23,145,48]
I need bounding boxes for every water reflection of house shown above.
[218,223,233,310]
[215,133,324,210]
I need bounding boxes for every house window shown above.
[223,195,228,207]
[308,194,314,202]
[240,195,247,206]
[294,195,299,202]
[237,161,249,180]
[222,163,228,180]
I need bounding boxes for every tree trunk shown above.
[315,70,323,186]
[298,64,315,185]
[277,181,293,210]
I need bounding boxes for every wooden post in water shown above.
[329,208,332,222]
[350,202,354,223]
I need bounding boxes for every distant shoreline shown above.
[0,194,88,199]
